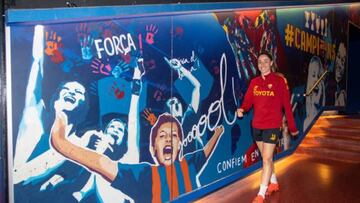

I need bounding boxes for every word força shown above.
[94,33,137,59]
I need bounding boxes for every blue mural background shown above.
[6,3,360,202]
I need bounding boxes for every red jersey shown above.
[240,72,298,133]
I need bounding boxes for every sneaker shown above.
[252,195,265,203]
[266,183,279,196]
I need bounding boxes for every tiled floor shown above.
[195,154,360,203]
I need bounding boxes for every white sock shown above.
[258,184,268,198]
[270,173,278,184]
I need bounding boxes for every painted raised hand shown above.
[45,31,64,63]
[163,57,182,70]
[142,108,157,126]
[80,35,94,61]
[91,58,112,75]
[145,24,158,45]
[76,23,94,61]
[153,84,166,102]
[76,23,89,42]
[164,57,185,79]
[111,60,130,78]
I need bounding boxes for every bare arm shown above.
[14,25,46,172]
[26,25,45,107]
[122,59,143,163]
[179,66,201,113]
[203,125,224,158]
[13,149,65,184]
[51,112,118,182]
[164,57,200,113]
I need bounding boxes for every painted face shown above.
[306,57,323,105]
[57,82,85,111]
[105,120,125,143]
[153,122,181,166]
[308,61,320,87]
[335,43,346,83]
[166,97,183,118]
[258,54,273,76]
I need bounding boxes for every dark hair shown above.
[258,52,273,61]
[105,118,128,160]
[105,118,128,144]
[258,52,278,72]
[150,113,183,148]
[49,81,89,126]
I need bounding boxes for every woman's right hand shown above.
[237,108,244,118]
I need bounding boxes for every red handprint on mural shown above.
[120,53,131,64]
[153,84,166,102]
[101,21,116,38]
[111,81,125,99]
[145,24,158,45]
[76,23,89,42]
[142,108,157,126]
[174,26,184,39]
[45,31,64,64]
[145,59,156,70]
[210,59,220,75]
[91,58,112,75]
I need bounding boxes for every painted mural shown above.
[7,4,358,203]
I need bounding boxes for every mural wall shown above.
[7,3,360,203]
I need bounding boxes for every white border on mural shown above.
[6,25,14,203]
